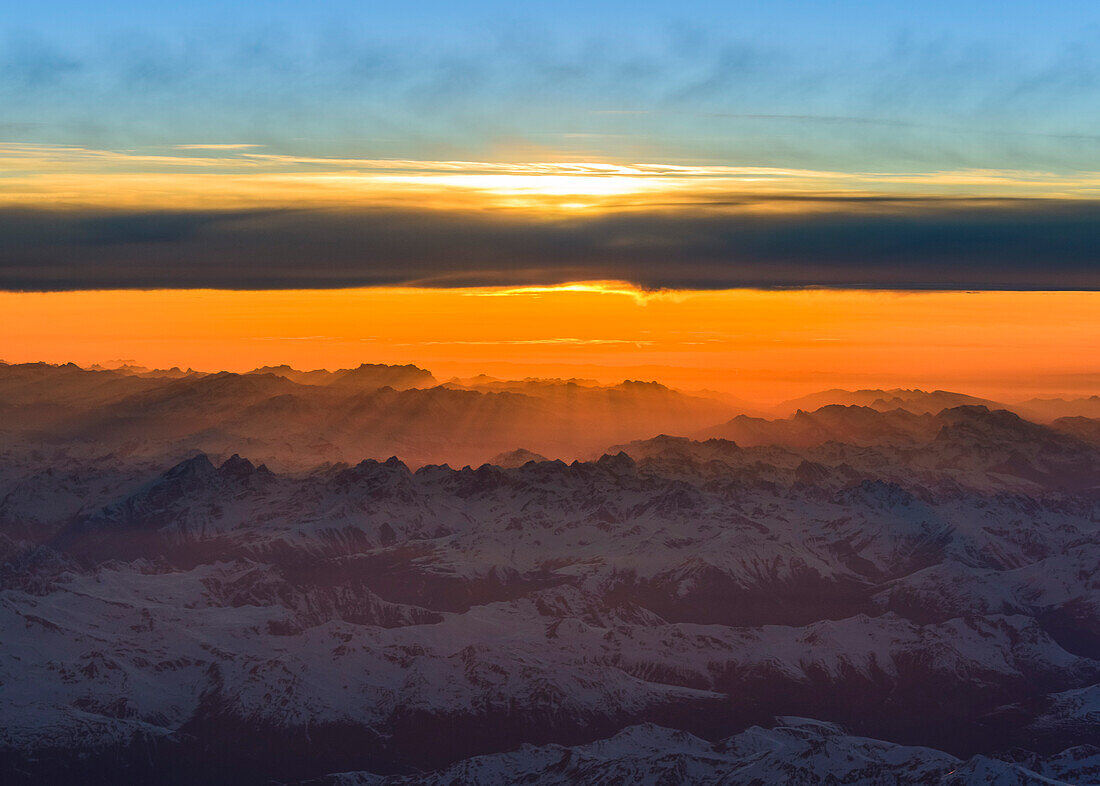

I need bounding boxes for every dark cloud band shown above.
[1,199,1099,291]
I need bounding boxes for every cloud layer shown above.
[3,198,1099,291]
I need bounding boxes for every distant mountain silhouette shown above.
[1014,395,1100,422]
[775,387,1001,416]
[249,362,436,389]
[487,448,551,467]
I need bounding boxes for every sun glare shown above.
[462,281,663,303]
[374,173,670,198]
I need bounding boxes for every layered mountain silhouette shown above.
[0,362,736,468]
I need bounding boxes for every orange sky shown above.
[2,285,1098,403]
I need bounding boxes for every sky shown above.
[6,0,1100,168]
[2,1,1099,396]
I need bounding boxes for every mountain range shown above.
[1,362,1099,784]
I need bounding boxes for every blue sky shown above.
[5,1,1100,170]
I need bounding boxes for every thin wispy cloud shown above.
[173,143,263,150]
[4,143,1100,211]
[398,338,656,347]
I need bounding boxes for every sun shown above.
[374,171,672,200]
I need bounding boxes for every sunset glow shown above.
[4,285,1097,401]
[5,143,1100,211]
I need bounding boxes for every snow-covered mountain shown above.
[318,720,1100,786]
[1,371,1099,784]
